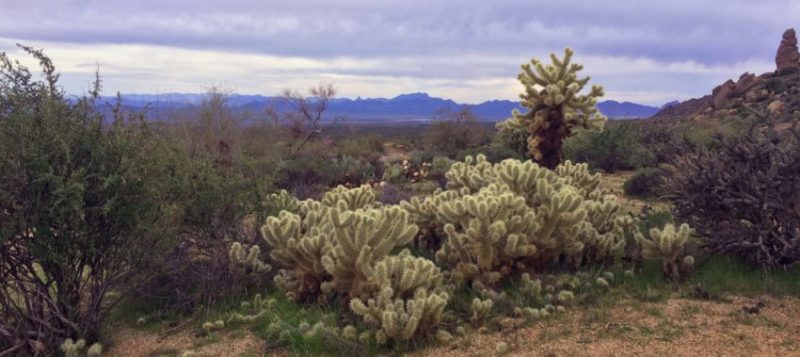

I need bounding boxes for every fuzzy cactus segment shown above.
[349,250,448,344]
[321,204,418,298]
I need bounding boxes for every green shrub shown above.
[0,47,179,354]
[563,121,655,172]
[623,168,664,199]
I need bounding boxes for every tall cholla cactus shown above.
[349,250,448,344]
[638,223,694,281]
[502,48,607,169]
[261,207,333,301]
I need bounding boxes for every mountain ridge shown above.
[97,92,662,121]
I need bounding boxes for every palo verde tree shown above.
[498,48,607,169]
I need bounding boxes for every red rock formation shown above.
[776,28,800,74]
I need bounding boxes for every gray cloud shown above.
[2,0,797,63]
[0,1,797,104]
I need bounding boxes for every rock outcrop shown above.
[652,28,800,121]
[776,28,800,74]
[711,79,736,108]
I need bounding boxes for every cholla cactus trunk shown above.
[531,107,566,169]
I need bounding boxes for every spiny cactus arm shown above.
[445,154,495,192]
[322,206,418,297]
[555,161,604,198]
[321,185,377,210]
[229,242,271,274]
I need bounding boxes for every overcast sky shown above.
[1,0,798,105]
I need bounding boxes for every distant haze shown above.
[99,92,660,121]
[1,1,795,105]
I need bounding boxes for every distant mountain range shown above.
[97,92,662,122]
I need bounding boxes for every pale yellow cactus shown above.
[321,204,418,298]
[349,251,448,344]
[434,184,539,285]
[228,242,271,276]
[445,154,496,192]
[638,223,694,280]
[320,184,376,210]
[470,297,494,322]
[261,209,333,301]
[499,48,606,168]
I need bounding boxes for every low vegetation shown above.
[1,46,798,357]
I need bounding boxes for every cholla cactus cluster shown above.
[258,185,446,343]
[245,154,691,346]
[228,242,271,276]
[497,48,607,168]
[638,223,694,281]
[404,154,637,287]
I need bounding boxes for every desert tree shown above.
[268,83,342,155]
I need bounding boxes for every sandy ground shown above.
[105,295,800,356]
[421,295,800,357]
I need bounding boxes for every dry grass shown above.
[422,295,800,357]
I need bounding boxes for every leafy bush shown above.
[623,168,664,199]
[666,117,800,269]
[136,156,270,313]
[0,47,179,354]
[564,121,655,172]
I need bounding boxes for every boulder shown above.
[767,100,786,115]
[711,79,736,108]
[776,28,800,74]
[745,88,769,102]
[734,72,758,95]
